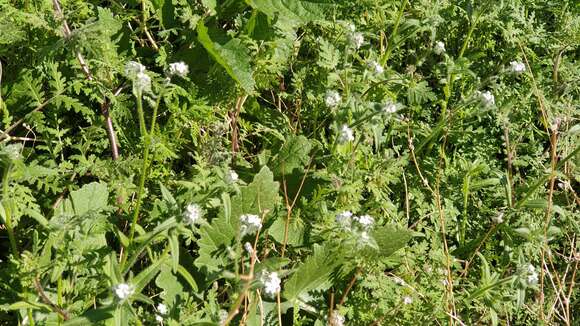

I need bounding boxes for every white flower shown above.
[403,296,413,305]
[124,61,146,78]
[382,101,399,114]
[441,279,449,286]
[324,90,341,108]
[355,214,374,229]
[240,214,262,235]
[261,271,281,296]
[168,61,189,77]
[509,61,525,74]
[134,71,152,94]
[345,23,356,33]
[183,203,203,225]
[157,303,168,315]
[349,32,364,49]
[367,60,384,74]
[244,242,254,255]
[434,41,446,55]
[336,211,353,225]
[392,276,405,286]
[113,283,134,300]
[330,311,345,326]
[155,315,163,323]
[477,90,495,107]
[491,212,504,224]
[338,124,354,143]
[527,266,539,285]
[225,170,239,183]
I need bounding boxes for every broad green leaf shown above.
[246,0,328,29]
[197,20,255,93]
[58,182,109,216]
[231,166,280,218]
[195,167,279,272]
[271,135,311,176]
[363,225,412,258]
[269,215,305,246]
[156,265,185,307]
[283,244,339,301]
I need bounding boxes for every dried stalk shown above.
[52,0,119,160]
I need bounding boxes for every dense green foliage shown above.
[0,0,579,325]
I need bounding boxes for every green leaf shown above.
[231,166,280,218]
[156,265,185,306]
[283,244,339,301]
[197,20,255,93]
[132,253,169,294]
[271,135,311,176]
[195,167,279,272]
[63,306,115,326]
[523,199,548,209]
[246,0,328,29]
[58,182,109,216]
[364,225,412,257]
[269,215,305,246]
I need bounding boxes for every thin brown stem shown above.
[33,277,70,321]
[52,0,120,160]
[338,267,361,306]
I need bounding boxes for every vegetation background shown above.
[0,0,578,325]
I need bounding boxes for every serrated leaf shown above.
[197,20,255,93]
[283,244,339,301]
[271,135,311,176]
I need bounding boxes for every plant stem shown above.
[125,94,150,263]
[382,0,409,65]
[2,163,17,257]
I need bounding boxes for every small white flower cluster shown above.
[240,214,262,236]
[261,271,281,296]
[491,212,504,224]
[325,90,342,108]
[113,283,134,300]
[403,296,413,305]
[349,32,364,49]
[367,60,384,75]
[243,242,254,255]
[184,203,203,225]
[155,303,168,323]
[525,264,539,286]
[476,90,495,107]
[336,211,375,230]
[335,211,375,245]
[434,41,446,55]
[381,100,400,114]
[338,124,354,143]
[346,24,364,49]
[329,311,345,326]
[509,61,525,74]
[167,61,189,78]
[225,170,239,183]
[124,61,151,95]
